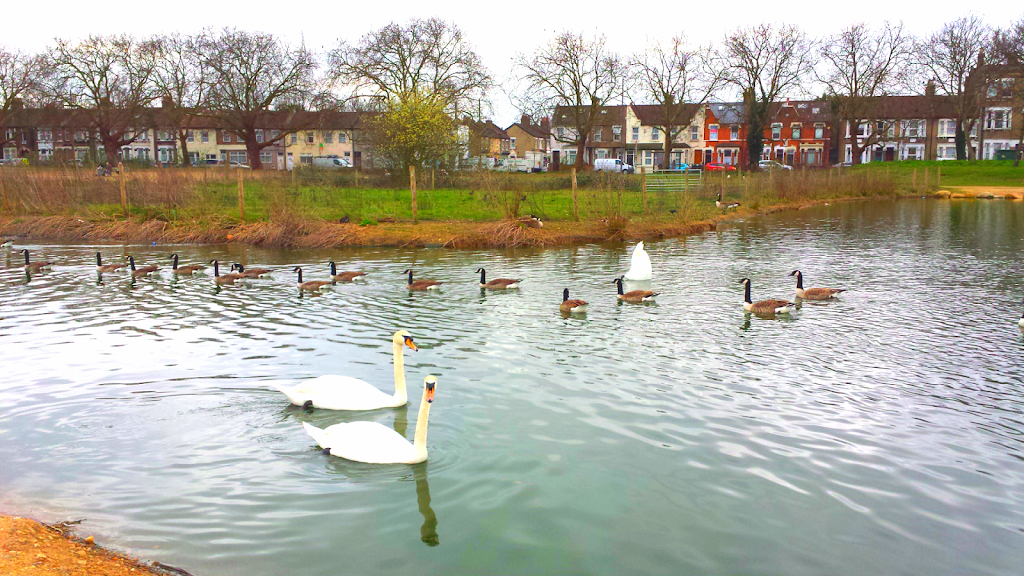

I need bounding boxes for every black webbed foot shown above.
[302,400,314,412]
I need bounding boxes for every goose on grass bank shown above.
[790,270,845,300]
[272,330,417,410]
[294,267,332,292]
[613,277,658,303]
[20,249,54,272]
[403,269,442,291]
[476,268,520,289]
[739,278,794,315]
[127,256,158,278]
[210,260,244,285]
[329,262,366,283]
[560,288,587,314]
[716,193,740,210]
[623,241,652,281]
[170,254,205,275]
[303,375,437,464]
[96,252,126,273]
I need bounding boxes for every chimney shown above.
[540,117,550,133]
[161,96,175,108]
[11,97,23,110]
[925,80,936,97]
[521,114,531,126]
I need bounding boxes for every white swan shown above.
[623,241,652,281]
[271,330,416,410]
[303,375,437,464]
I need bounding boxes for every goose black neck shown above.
[23,251,29,265]
[212,260,219,276]
[407,270,414,285]
[296,268,303,283]
[129,256,136,271]
[96,253,102,266]
[172,254,179,269]
[563,288,569,302]
[795,272,803,289]
[479,268,486,284]
[615,279,623,295]
[744,282,752,304]
[330,262,336,275]
[235,264,244,272]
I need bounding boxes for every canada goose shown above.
[403,269,442,291]
[739,278,794,314]
[127,256,159,278]
[476,267,520,289]
[1019,299,1024,328]
[623,241,652,280]
[170,254,205,275]
[271,330,416,410]
[329,261,366,283]
[1,239,13,251]
[294,267,332,292]
[303,375,438,464]
[613,276,658,303]
[789,270,844,300]
[210,259,244,285]
[20,249,54,272]
[518,214,543,228]
[232,263,272,278]
[716,192,740,210]
[95,252,126,273]
[560,288,587,314]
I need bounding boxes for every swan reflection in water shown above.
[394,404,439,546]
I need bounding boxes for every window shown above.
[187,130,194,143]
[691,125,700,141]
[612,125,621,141]
[306,132,314,144]
[771,123,782,139]
[270,130,280,141]
[38,129,52,142]
[260,151,272,165]
[201,131,209,143]
[290,133,298,144]
[137,130,150,143]
[632,126,639,141]
[904,120,923,138]
[791,123,801,139]
[256,130,264,143]
[158,148,172,163]
[189,151,200,164]
[4,128,14,140]
[985,108,1011,130]
[299,153,313,164]
[814,123,824,139]
[594,128,602,141]
[855,123,869,138]
[730,125,739,140]
[708,124,719,141]
[339,132,347,143]
[651,127,659,141]
[937,145,956,159]
[938,119,956,138]
[644,150,652,165]
[324,132,333,144]
[229,151,247,164]
[223,131,231,143]
[157,131,170,141]
[904,145,921,161]
[510,136,516,149]
[557,126,566,138]
[206,154,218,162]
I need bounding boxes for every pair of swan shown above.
[273,330,437,464]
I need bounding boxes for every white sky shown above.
[4,1,1019,126]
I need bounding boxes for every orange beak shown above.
[425,386,435,403]
[404,337,417,351]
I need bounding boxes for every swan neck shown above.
[413,388,431,458]
[393,340,408,403]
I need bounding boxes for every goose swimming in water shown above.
[329,262,366,283]
[613,276,658,303]
[20,249,54,272]
[170,254,205,275]
[789,270,845,300]
[476,268,520,289]
[403,269,442,291]
[560,288,587,314]
[127,256,158,278]
[95,252,126,273]
[739,278,794,315]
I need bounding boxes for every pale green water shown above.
[1,199,1023,575]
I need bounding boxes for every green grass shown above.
[849,160,1024,187]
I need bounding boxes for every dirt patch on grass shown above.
[0,515,193,576]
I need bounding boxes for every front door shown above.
[552,150,560,171]
[353,151,362,169]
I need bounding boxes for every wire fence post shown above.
[571,167,579,222]
[641,167,648,213]
[410,165,418,224]
[237,169,246,223]
[118,162,127,217]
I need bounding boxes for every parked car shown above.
[759,159,792,171]
[594,158,635,174]
[832,161,853,168]
[312,156,351,169]
[654,163,691,172]
[704,163,737,172]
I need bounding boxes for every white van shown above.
[312,156,351,169]
[594,158,634,173]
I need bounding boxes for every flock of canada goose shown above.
[7,236,1023,465]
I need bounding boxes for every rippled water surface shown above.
[2,199,1023,576]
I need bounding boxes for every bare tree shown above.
[0,47,44,153]
[45,34,158,163]
[629,36,721,169]
[199,28,317,170]
[818,22,914,165]
[992,16,1024,167]
[513,32,624,169]
[918,16,991,160]
[330,18,491,118]
[718,23,813,170]
[152,33,208,167]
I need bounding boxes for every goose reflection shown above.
[414,463,439,547]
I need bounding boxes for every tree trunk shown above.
[179,131,191,167]
[746,124,764,171]
[955,121,967,160]
[102,139,121,166]
[662,129,672,170]
[247,140,263,170]
[574,136,588,169]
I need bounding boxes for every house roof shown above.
[707,103,744,124]
[507,121,548,139]
[474,120,510,140]
[630,103,702,127]
[551,105,627,127]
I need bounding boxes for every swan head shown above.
[424,375,436,403]
[393,330,417,351]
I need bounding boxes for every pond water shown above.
[1,199,1023,576]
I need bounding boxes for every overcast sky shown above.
[4,1,1019,125]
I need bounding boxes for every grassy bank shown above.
[0,161,1011,248]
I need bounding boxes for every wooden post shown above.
[641,167,648,214]
[0,169,6,212]
[355,170,360,187]
[237,169,245,223]
[937,166,941,187]
[913,167,917,190]
[118,162,127,216]
[431,168,435,190]
[571,167,579,222]
[409,165,418,224]
[924,167,929,189]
